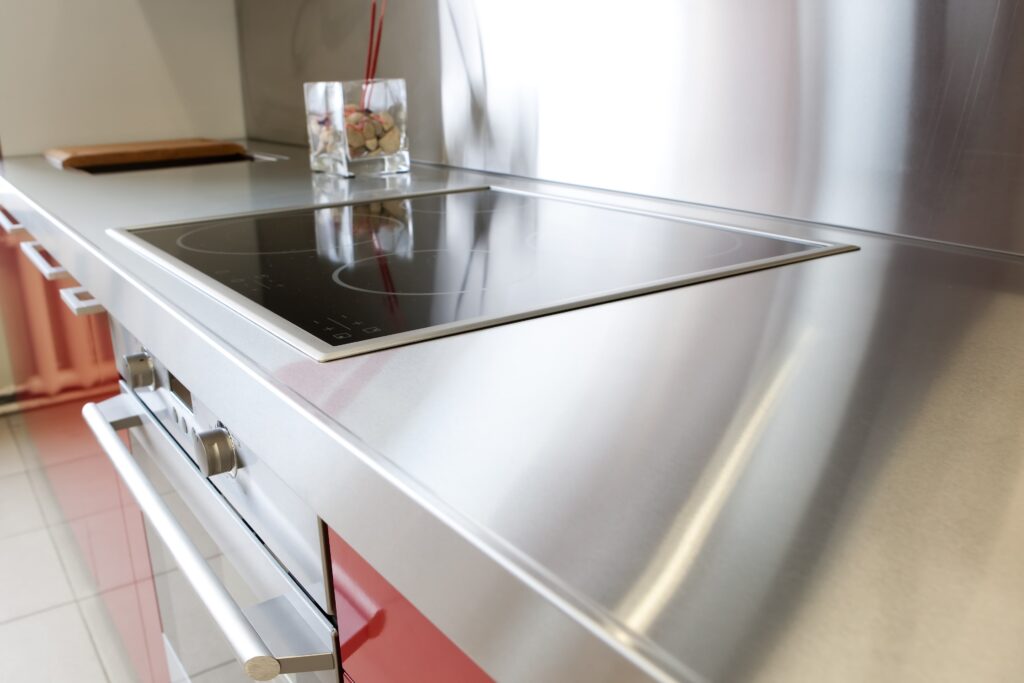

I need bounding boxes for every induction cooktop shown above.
[111,189,855,361]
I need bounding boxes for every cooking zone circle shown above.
[176,213,405,255]
[332,248,535,295]
[177,217,317,255]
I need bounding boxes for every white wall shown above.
[0,0,245,156]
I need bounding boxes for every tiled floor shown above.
[0,403,140,683]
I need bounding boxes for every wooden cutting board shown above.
[44,138,248,170]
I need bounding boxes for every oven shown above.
[82,346,340,682]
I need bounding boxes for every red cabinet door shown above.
[0,227,117,402]
[327,528,492,682]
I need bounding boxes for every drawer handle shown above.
[83,394,336,681]
[59,286,105,316]
[20,241,70,280]
[0,203,25,234]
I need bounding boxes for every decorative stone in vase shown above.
[304,79,409,177]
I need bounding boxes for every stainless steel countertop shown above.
[3,143,1023,682]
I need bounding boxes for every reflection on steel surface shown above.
[615,330,811,635]
[314,202,414,266]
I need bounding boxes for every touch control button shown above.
[193,427,238,477]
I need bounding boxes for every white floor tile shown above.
[49,520,101,599]
[0,418,26,478]
[5,415,40,468]
[79,592,144,683]
[0,527,74,622]
[0,603,108,683]
[27,452,124,528]
[0,471,46,539]
[24,465,65,526]
[8,402,101,471]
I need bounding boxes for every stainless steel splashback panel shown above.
[236,0,445,161]
[236,0,1024,255]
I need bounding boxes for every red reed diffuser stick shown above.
[363,1,376,85]
[361,0,388,110]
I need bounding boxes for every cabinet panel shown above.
[327,528,491,682]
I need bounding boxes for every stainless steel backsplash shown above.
[237,0,1024,255]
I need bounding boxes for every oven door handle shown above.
[83,394,334,681]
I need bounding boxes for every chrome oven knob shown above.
[194,427,238,477]
[123,352,155,389]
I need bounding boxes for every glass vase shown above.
[304,79,410,177]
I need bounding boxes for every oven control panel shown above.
[109,320,334,615]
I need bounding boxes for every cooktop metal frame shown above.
[108,186,857,362]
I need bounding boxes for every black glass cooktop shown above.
[117,189,850,360]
